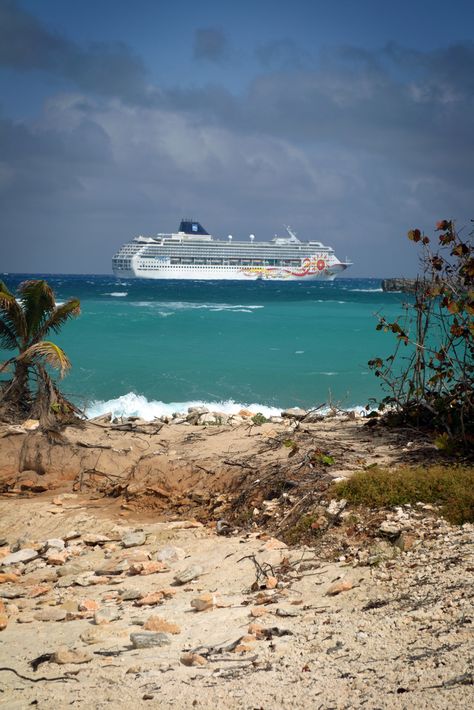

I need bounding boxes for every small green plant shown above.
[368,220,473,452]
[283,439,299,457]
[311,450,335,466]
[330,465,474,524]
[251,412,268,425]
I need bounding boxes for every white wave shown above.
[130,300,263,312]
[295,350,304,354]
[104,291,128,297]
[85,392,283,421]
[349,288,383,292]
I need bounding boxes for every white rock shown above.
[0,549,38,566]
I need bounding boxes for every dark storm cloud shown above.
[193,27,228,62]
[0,16,473,275]
[0,0,150,103]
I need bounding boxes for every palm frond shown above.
[35,298,81,342]
[19,280,56,338]
[0,357,15,374]
[0,281,26,344]
[18,341,72,378]
[0,319,19,350]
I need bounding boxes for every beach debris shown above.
[173,564,203,585]
[130,632,171,649]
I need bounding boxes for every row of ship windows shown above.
[148,258,302,266]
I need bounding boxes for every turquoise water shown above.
[1,275,407,417]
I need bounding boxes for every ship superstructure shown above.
[112,219,351,281]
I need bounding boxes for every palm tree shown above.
[0,279,81,425]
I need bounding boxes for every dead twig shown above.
[0,666,79,683]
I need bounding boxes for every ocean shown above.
[1,275,408,419]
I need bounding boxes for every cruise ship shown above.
[112,219,351,281]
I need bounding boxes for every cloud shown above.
[0,0,150,103]
[0,26,472,275]
[193,27,228,63]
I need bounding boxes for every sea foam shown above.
[85,392,282,421]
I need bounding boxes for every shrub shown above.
[368,220,473,451]
[331,465,474,524]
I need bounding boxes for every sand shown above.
[0,415,472,708]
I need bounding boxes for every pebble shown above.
[0,549,38,566]
[34,608,67,622]
[0,572,20,584]
[379,521,402,538]
[130,561,168,576]
[135,591,165,606]
[80,627,109,645]
[53,647,93,665]
[130,632,171,649]
[326,578,353,596]
[156,545,186,563]
[122,531,146,548]
[119,588,142,601]
[94,607,120,625]
[180,652,208,667]
[78,598,100,612]
[143,615,181,634]
[44,538,65,551]
[83,534,111,546]
[190,593,216,612]
[173,564,203,585]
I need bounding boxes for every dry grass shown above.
[330,465,474,525]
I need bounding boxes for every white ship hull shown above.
[114,263,346,281]
[112,220,351,282]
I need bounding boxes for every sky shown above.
[0,0,473,276]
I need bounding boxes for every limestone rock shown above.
[326,578,353,596]
[281,407,307,420]
[190,593,216,612]
[53,647,93,665]
[156,546,186,563]
[180,653,207,666]
[130,632,171,649]
[379,520,402,539]
[122,531,146,548]
[94,607,120,625]
[78,599,100,612]
[34,608,67,622]
[143,615,181,634]
[0,549,38,566]
[173,564,203,585]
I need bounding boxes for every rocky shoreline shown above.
[0,413,472,708]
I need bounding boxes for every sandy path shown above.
[0,495,472,709]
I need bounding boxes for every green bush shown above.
[331,465,474,524]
